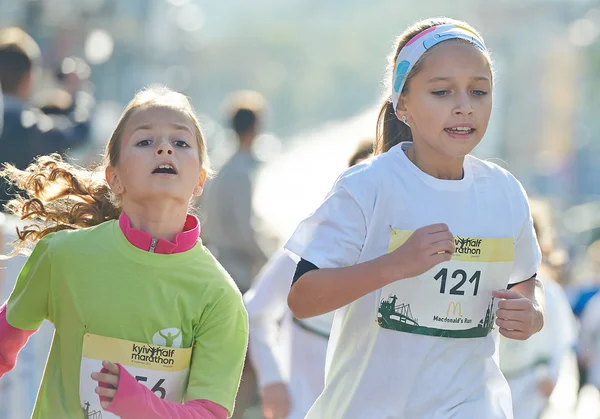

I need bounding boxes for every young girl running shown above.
[0,87,248,419]
[285,17,545,418]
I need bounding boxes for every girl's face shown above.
[106,106,206,207]
[398,40,493,159]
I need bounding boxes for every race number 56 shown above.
[135,376,167,399]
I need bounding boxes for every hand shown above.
[261,382,291,419]
[91,360,120,409]
[493,289,543,340]
[382,223,454,283]
[537,376,555,398]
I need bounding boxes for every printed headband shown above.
[391,24,487,113]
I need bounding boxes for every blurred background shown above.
[1,0,600,418]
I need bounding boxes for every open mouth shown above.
[444,127,475,135]
[152,164,178,175]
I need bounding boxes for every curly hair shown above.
[1,86,210,255]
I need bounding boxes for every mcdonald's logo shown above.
[446,301,462,317]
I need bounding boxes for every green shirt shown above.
[6,220,248,418]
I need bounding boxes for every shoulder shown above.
[469,155,528,199]
[332,152,394,200]
[196,245,245,300]
[44,220,115,255]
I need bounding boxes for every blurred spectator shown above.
[0,28,91,210]
[578,241,600,390]
[500,199,578,419]
[200,90,271,419]
[201,90,270,294]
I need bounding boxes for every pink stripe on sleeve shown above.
[0,301,37,378]
[104,364,228,419]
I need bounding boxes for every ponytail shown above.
[374,99,412,155]
[1,154,120,255]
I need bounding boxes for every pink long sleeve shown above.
[104,364,228,419]
[0,301,37,378]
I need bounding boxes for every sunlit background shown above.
[2,0,600,418]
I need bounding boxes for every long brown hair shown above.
[1,86,210,254]
[374,17,490,154]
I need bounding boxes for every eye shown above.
[136,139,152,146]
[431,90,450,96]
[174,139,190,148]
[471,90,488,96]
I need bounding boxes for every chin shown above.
[445,141,481,158]
[140,192,189,205]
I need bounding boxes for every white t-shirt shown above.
[244,250,331,419]
[580,291,600,388]
[285,142,542,419]
[499,275,578,419]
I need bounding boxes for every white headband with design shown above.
[391,24,487,113]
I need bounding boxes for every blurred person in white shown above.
[500,199,578,419]
[578,240,600,393]
[0,215,54,419]
[244,140,373,419]
[201,90,269,294]
[285,17,544,419]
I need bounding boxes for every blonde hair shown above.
[375,17,492,155]
[1,86,210,254]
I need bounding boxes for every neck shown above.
[406,141,465,180]
[237,135,254,152]
[120,201,188,242]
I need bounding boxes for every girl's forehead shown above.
[127,105,194,127]
[416,41,492,80]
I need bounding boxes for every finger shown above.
[430,240,455,256]
[430,251,452,266]
[103,361,120,375]
[495,308,509,319]
[423,223,449,234]
[100,400,112,410]
[495,318,523,330]
[95,386,117,398]
[91,372,119,387]
[498,298,530,311]
[492,289,523,300]
[495,308,527,320]
[498,327,528,340]
[429,231,454,244]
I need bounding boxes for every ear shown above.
[193,169,207,197]
[395,95,409,121]
[105,166,124,195]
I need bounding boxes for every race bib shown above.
[80,333,192,418]
[377,230,514,339]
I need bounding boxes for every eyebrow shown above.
[134,123,194,134]
[428,76,491,83]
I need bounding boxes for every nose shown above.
[155,138,173,156]
[453,91,473,116]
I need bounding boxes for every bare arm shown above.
[288,257,392,319]
[288,224,455,319]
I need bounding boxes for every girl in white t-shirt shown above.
[285,17,545,419]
